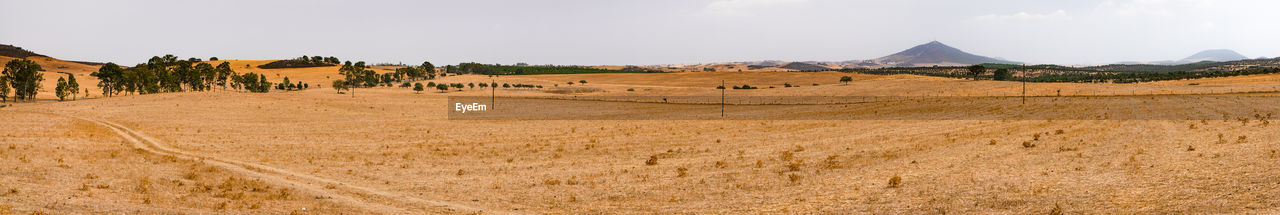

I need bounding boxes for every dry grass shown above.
[5,70,1280,214]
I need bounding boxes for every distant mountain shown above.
[868,41,1019,67]
[1118,49,1249,65]
[1180,49,1247,63]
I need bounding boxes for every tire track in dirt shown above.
[43,112,504,214]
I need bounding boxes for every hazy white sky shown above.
[2,0,1277,65]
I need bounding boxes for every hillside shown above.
[0,44,47,58]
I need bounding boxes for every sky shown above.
[1,0,1277,66]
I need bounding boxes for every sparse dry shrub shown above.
[787,173,802,184]
[645,155,659,166]
[989,140,997,145]
[888,175,902,188]
[1055,129,1064,135]
[1237,136,1248,144]
[1033,133,1041,141]
[1023,141,1036,148]
[456,169,466,176]
[1049,203,1064,215]
[822,155,841,169]
[677,167,688,177]
[544,179,561,186]
[787,160,804,172]
[1187,145,1196,151]
[136,177,152,194]
[714,161,728,168]
[1057,146,1078,152]
[755,160,764,168]
[779,151,795,162]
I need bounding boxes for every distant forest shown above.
[837,58,1280,83]
[448,63,659,75]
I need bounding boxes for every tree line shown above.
[92,54,273,96]
[332,61,436,95]
[841,64,1280,83]
[449,63,645,75]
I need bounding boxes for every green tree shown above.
[56,77,68,101]
[967,65,986,80]
[215,61,233,89]
[66,74,79,100]
[413,83,424,93]
[993,68,1012,81]
[579,80,587,84]
[3,59,44,101]
[436,83,449,92]
[839,76,852,85]
[0,74,9,103]
[468,83,475,89]
[332,79,349,94]
[91,63,123,97]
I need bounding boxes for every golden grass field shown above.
[4,61,1280,214]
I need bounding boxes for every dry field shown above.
[4,70,1280,214]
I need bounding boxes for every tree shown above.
[332,79,349,94]
[215,62,233,89]
[468,83,475,89]
[967,65,986,80]
[66,74,79,100]
[0,74,8,103]
[436,83,449,92]
[993,68,1012,81]
[92,62,124,97]
[413,83,424,93]
[209,57,219,61]
[3,59,44,101]
[579,80,587,84]
[56,77,68,101]
[839,76,853,85]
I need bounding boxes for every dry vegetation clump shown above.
[887,175,902,188]
[1022,141,1036,148]
[645,155,659,166]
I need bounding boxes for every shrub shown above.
[887,175,902,188]
[676,167,688,177]
[1022,141,1036,148]
[627,88,635,91]
[645,155,658,165]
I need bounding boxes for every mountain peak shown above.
[871,41,1018,66]
[1181,49,1246,63]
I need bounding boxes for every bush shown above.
[645,155,658,165]
[888,175,902,188]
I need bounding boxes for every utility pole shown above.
[721,80,725,118]
[1021,64,1026,105]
